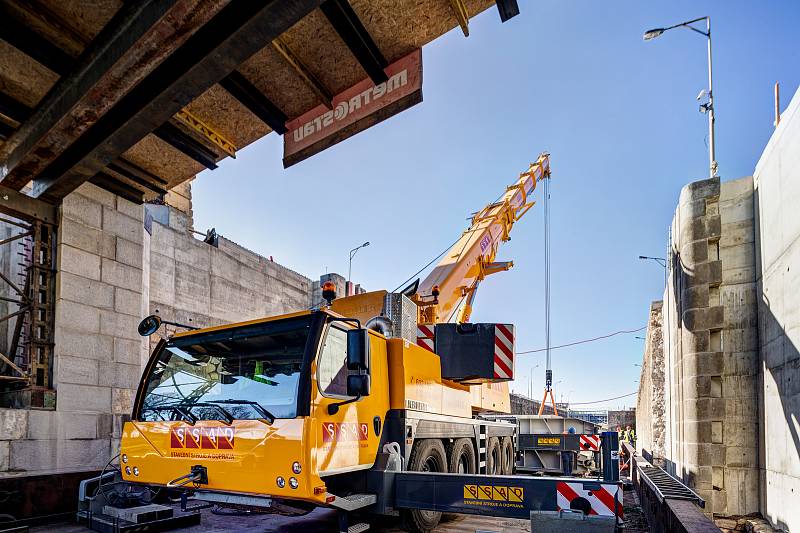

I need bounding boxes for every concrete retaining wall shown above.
[662,174,760,516]
[637,301,666,461]
[0,182,315,479]
[0,183,147,475]
[147,207,312,331]
[753,86,800,533]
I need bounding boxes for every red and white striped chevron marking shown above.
[416,324,435,352]
[493,324,514,379]
[579,434,601,451]
[556,481,623,520]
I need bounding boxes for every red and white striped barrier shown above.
[493,324,514,379]
[556,481,623,519]
[416,324,435,352]
[579,434,601,451]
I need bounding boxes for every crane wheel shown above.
[448,438,476,474]
[486,437,501,475]
[402,439,447,533]
[501,437,515,475]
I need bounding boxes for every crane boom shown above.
[413,153,551,325]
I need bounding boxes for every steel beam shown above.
[0,185,57,224]
[271,37,333,109]
[449,0,470,37]
[154,123,219,170]
[320,0,388,85]
[0,92,32,124]
[25,1,320,203]
[495,0,520,22]
[89,172,145,204]
[0,3,74,75]
[0,0,214,191]
[0,123,14,141]
[107,159,168,195]
[219,71,288,134]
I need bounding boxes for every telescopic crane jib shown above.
[411,153,551,326]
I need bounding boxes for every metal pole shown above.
[706,17,717,178]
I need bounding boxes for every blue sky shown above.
[194,1,800,409]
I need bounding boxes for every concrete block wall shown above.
[0,183,146,475]
[662,174,760,516]
[753,86,800,533]
[637,300,666,462]
[147,206,313,332]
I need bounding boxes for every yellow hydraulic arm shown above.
[412,153,551,325]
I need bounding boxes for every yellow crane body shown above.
[118,156,550,528]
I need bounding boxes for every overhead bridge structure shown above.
[0,0,519,204]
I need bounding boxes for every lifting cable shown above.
[391,236,461,293]
[543,169,552,380]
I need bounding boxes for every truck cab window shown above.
[317,326,349,397]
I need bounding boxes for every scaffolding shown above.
[0,190,57,408]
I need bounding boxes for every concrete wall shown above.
[0,182,317,480]
[661,174,760,516]
[753,86,800,533]
[0,184,147,475]
[637,301,666,462]
[147,206,312,331]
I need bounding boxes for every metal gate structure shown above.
[0,186,57,409]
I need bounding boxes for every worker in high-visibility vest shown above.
[623,425,636,446]
[616,425,624,444]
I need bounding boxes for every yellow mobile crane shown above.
[112,155,552,532]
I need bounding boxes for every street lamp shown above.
[348,241,370,288]
[644,16,718,179]
[528,364,540,399]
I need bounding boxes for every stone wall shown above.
[637,301,665,461]
[0,182,317,480]
[753,86,800,533]
[147,206,313,331]
[661,174,760,516]
[0,183,147,475]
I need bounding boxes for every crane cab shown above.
[120,310,392,505]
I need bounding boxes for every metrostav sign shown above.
[283,49,422,167]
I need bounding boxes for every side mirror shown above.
[138,315,162,336]
[347,329,370,371]
[347,374,370,397]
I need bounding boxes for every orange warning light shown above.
[322,281,336,305]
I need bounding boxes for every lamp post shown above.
[348,241,370,290]
[644,16,717,179]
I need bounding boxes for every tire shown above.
[486,437,501,475]
[402,439,448,533]
[448,438,476,474]
[501,437,515,475]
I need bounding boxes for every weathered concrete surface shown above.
[0,183,147,474]
[661,173,760,516]
[147,206,312,332]
[637,301,666,462]
[753,85,800,533]
[0,181,318,479]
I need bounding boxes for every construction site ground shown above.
[33,486,650,532]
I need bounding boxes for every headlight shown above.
[289,477,299,489]
[125,466,131,475]
[292,462,302,474]
[121,454,128,464]
[276,476,285,488]
[132,467,139,476]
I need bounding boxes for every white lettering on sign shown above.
[291,70,409,143]
[283,49,422,167]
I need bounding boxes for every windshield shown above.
[139,316,312,422]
